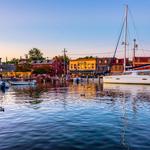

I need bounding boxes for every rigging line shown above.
[128,8,145,56]
[67,51,123,55]
[67,51,125,56]
[68,52,113,55]
[113,14,126,59]
[107,14,126,73]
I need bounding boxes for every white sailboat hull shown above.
[103,75,150,85]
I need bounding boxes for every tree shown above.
[53,55,69,64]
[28,48,44,61]
[7,58,19,64]
[78,56,94,59]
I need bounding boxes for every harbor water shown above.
[0,82,150,150]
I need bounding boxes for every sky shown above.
[0,0,150,60]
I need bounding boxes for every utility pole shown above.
[6,57,8,64]
[62,48,67,77]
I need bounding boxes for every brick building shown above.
[133,57,150,70]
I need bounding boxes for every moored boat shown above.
[0,81,9,89]
[9,80,36,85]
[103,70,150,84]
[103,5,150,85]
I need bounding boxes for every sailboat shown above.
[103,5,150,85]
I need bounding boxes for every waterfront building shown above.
[31,60,53,70]
[69,57,131,76]
[52,57,65,76]
[110,58,130,74]
[69,58,97,77]
[133,57,150,70]
[2,71,32,78]
[96,57,113,75]
[1,64,16,72]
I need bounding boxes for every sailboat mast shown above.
[124,5,128,72]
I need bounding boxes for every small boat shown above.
[73,77,82,83]
[0,81,9,89]
[10,80,36,85]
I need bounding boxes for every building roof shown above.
[31,60,53,65]
[70,58,96,62]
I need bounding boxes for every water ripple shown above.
[0,83,150,150]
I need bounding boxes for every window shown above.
[142,78,147,80]
[91,64,94,69]
[71,64,73,69]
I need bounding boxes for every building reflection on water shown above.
[1,82,150,109]
[0,82,150,149]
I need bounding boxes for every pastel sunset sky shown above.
[0,0,150,60]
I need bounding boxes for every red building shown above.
[52,57,65,76]
[32,58,66,76]
[31,60,53,70]
[111,58,130,73]
[133,57,150,70]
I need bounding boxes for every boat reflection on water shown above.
[0,82,150,150]
[9,82,71,109]
[103,83,150,94]
[103,83,150,149]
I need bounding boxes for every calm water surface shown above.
[0,82,150,150]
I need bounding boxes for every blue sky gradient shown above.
[0,0,150,60]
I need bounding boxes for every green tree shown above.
[53,55,69,63]
[78,56,94,59]
[28,48,45,61]
[7,58,19,64]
